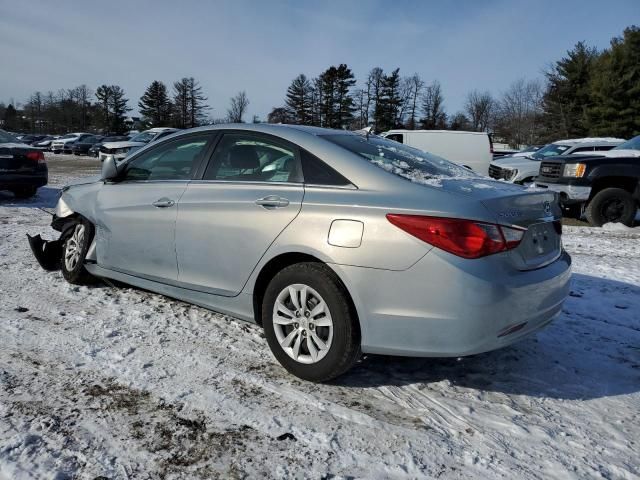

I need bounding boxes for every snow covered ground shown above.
[0,155,638,479]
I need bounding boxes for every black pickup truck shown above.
[535,149,640,226]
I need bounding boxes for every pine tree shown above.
[376,68,402,131]
[285,74,313,125]
[317,64,356,129]
[109,86,131,133]
[587,26,640,138]
[172,77,209,128]
[139,81,172,127]
[542,42,598,139]
[95,85,112,132]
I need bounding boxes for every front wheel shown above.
[262,263,360,382]
[585,188,637,227]
[61,219,96,285]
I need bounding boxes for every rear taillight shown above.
[386,214,526,259]
[26,151,45,164]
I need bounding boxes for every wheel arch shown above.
[589,176,640,203]
[251,252,361,338]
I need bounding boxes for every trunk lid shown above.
[437,178,563,270]
[0,144,39,173]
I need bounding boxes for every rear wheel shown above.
[585,188,636,227]
[12,186,37,199]
[262,263,360,382]
[61,219,96,285]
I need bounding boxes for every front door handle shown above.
[255,195,290,208]
[152,198,175,208]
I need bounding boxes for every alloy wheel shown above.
[64,224,85,271]
[272,284,333,364]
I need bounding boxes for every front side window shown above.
[122,134,211,181]
[594,145,615,151]
[204,134,301,183]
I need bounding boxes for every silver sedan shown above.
[29,124,571,382]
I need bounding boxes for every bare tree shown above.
[227,91,250,123]
[464,90,494,132]
[420,80,447,129]
[494,79,544,147]
[404,74,424,129]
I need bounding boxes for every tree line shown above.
[2,26,637,145]
[0,77,251,135]
[269,25,639,145]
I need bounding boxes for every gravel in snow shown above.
[0,157,638,479]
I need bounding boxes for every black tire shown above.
[60,218,96,285]
[585,188,637,227]
[262,262,361,382]
[12,186,37,199]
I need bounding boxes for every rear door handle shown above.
[152,198,175,208]
[255,195,290,208]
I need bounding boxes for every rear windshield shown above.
[0,130,17,143]
[322,133,476,184]
[613,135,640,151]
[530,144,571,159]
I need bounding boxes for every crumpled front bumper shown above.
[27,234,62,271]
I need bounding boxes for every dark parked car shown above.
[0,129,48,198]
[88,136,129,157]
[71,135,104,155]
[17,134,48,145]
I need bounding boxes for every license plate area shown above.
[516,222,561,269]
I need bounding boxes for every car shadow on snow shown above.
[0,186,60,209]
[335,273,640,401]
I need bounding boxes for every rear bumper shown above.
[0,172,48,190]
[333,249,572,357]
[536,182,591,203]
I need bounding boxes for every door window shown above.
[203,134,301,183]
[122,134,211,181]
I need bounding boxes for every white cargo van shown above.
[381,130,493,174]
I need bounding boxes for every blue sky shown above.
[0,0,638,120]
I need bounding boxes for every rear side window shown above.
[300,149,351,186]
[204,133,302,183]
[570,146,594,153]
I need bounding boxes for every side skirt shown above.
[84,264,256,324]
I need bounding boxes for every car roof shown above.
[553,137,625,146]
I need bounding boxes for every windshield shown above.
[322,134,477,185]
[613,135,640,151]
[0,129,18,143]
[129,131,157,143]
[530,143,572,160]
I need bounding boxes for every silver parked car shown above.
[28,124,571,382]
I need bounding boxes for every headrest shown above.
[228,145,259,170]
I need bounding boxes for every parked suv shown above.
[489,138,625,184]
[536,135,640,226]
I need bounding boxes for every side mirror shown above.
[101,156,119,180]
